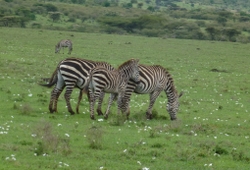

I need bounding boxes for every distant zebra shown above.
[83,59,140,120]
[40,57,114,115]
[123,65,183,120]
[55,39,73,54]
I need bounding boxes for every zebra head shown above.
[118,58,140,83]
[167,91,183,120]
[130,59,140,83]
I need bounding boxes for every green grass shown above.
[0,27,250,169]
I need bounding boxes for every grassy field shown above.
[0,27,250,169]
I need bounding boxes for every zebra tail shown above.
[39,69,58,88]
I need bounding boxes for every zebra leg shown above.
[117,91,125,115]
[76,89,83,114]
[49,87,63,113]
[64,86,75,115]
[146,91,161,119]
[104,93,116,119]
[53,88,63,113]
[97,91,105,116]
[68,47,72,54]
[49,88,57,113]
[89,90,100,120]
[121,98,131,119]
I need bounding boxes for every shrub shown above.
[31,22,42,28]
[122,3,133,9]
[140,28,162,37]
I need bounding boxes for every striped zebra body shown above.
[40,57,114,115]
[55,39,73,54]
[86,59,140,120]
[121,65,183,120]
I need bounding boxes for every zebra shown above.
[83,58,140,120]
[122,65,183,120]
[39,57,114,115]
[55,39,73,54]
[92,65,183,120]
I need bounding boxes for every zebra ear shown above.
[179,91,184,98]
[135,59,140,63]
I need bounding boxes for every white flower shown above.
[123,149,127,153]
[137,161,141,165]
[65,133,70,137]
[64,163,69,167]
[142,167,150,170]
[57,123,62,126]
[98,119,104,122]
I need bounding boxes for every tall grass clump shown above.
[32,120,71,156]
[20,103,33,115]
[108,113,128,126]
[86,125,104,149]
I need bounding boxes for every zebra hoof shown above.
[70,111,75,115]
[97,109,104,116]
[104,114,108,120]
[146,113,153,120]
[171,117,177,121]
[49,109,55,113]
[90,115,95,120]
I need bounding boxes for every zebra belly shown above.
[103,87,119,94]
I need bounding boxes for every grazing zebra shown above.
[123,65,183,120]
[84,59,140,120]
[40,57,114,115]
[55,39,73,54]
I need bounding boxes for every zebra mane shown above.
[118,58,139,70]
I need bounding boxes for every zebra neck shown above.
[165,84,177,101]
[118,68,133,81]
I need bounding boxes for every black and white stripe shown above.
[86,59,140,120]
[120,65,183,120]
[55,39,73,54]
[40,57,114,115]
